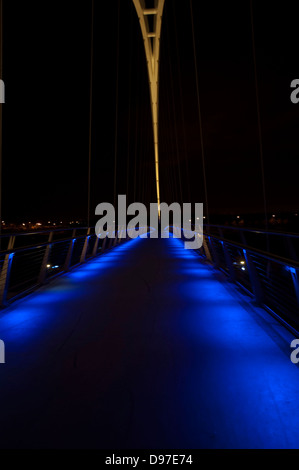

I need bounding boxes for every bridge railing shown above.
[203,224,299,261]
[0,226,147,309]
[174,225,299,335]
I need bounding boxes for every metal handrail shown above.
[172,225,299,333]
[0,232,91,257]
[203,224,299,239]
[0,226,148,309]
[0,227,92,239]
[205,232,299,269]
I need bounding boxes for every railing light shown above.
[286,266,296,275]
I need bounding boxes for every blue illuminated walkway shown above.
[0,235,299,449]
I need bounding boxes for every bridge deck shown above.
[0,235,298,449]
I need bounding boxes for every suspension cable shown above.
[190,0,210,227]
[126,4,133,203]
[0,0,3,249]
[173,1,191,203]
[113,0,120,208]
[163,70,178,203]
[0,0,2,245]
[87,0,94,228]
[161,36,179,204]
[166,16,183,205]
[250,0,269,240]
[0,0,3,245]
[133,46,140,202]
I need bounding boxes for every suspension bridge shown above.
[0,0,298,450]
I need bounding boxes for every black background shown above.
[2,0,299,223]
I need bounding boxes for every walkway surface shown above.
[0,235,299,449]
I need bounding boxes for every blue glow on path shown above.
[0,235,298,449]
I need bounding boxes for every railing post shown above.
[117,228,122,244]
[240,232,264,303]
[289,268,299,308]
[80,228,91,264]
[222,241,236,281]
[101,236,108,253]
[209,237,220,268]
[243,249,264,304]
[239,228,247,246]
[0,236,15,307]
[64,229,76,272]
[38,232,53,285]
[92,236,100,257]
[113,228,119,246]
[219,229,235,281]
[202,235,212,262]
[107,236,114,250]
[285,237,298,262]
[118,225,126,243]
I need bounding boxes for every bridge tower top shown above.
[132,0,165,217]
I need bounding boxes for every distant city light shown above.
[272,214,276,218]
[237,216,240,219]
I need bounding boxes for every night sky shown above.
[2,0,299,223]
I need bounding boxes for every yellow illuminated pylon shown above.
[132,0,165,218]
